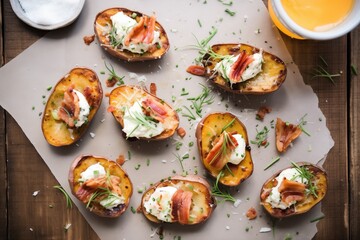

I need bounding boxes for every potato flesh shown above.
[261,164,327,218]
[205,44,286,94]
[42,68,102,146]
[199,113,253,186]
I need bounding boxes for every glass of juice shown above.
[268,0,360,40]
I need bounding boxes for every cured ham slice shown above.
[278,178,306,205]
[276,118,302,152]
[171,189,193,224]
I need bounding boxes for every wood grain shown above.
[350,26,360,240]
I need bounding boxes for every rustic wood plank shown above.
[282,35,349,240]
[3,0,99,239]
[350,26,360,240]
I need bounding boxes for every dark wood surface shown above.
[1,0,359,239]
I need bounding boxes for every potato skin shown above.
[68,155,133,218]
[196,112,253,186]
[140,175,216,225]
[94,8,170,62]
[41,68,102,146]
[108,85,179,140]
[202,43,286,94]
[260,162,327,218]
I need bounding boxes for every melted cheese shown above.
[110,12,161,54]
[266,168,308,209]
[143,186,177,222]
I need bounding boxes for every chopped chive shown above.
[197,19,202,27]
[351,64,358,76]
[53,185,72,209]
[225,9,236,16]
[264,156,280,170]
[310,215,325,223]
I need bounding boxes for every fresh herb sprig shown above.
[182,84,215,120]
[251,125,270,148]
[291,162,318,198]
[105,61,125,85]
[312,56,341,84]
[109,26,122,48]
[298,114,311,136]
[264,156,280,170]
[173,153,187,176]
[211,171,236,203]
[53,185,72,209]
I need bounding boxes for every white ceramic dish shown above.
[10,0,85,30]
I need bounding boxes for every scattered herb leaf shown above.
[53,185,72,209]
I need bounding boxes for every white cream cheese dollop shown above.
[228,133,246,165]
[19,0,81,25]
[110,12,161,54]
[266,168,308,209]
[143,186,177,222]
[215,52,263,83]
[73,90,90,128]
[122,100,164,138]
[79,163,106,183]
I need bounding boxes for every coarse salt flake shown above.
[32,190,40,197]
[259,227,272,233]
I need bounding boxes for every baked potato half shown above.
[196,112,253,186]
[108,85,179,140]
[41,68,103,146]
[94,7,170,62]
[68,155,133,218]
[140,175,216,225]
[190,43,286,94]
[260,162,327,218]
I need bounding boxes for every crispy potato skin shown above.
[202,43,287,94]
[196,112,253,186]
[68,155,133,218]
[140,175,216,225]
[94,8,170,62]
[41,68,102,146]
[260,162,327,218]
[108,85,179,140]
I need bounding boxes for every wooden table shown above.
[0,1,359,239]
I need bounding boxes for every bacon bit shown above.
[124,15,156,46]
[142,97,168,122]
[83,34,95,45]
[177,127,186,138]
[275,118,302,152]
[246,207,257,220]
[116,154,126,166]
[150,83,157,96]
[107,105,116,113]
[171,189,193,224]
[278,178,306,205]
[58,87,80,128]
[83,86,95,107]
[105,92,111,97]
[106,78,117,87]
[260,188,272,201]
[256,106,272,120]
[84,175,122,196]
[229,51,254,82]
[76,185,95,203]
[186,65,206,76]
[204,132,238,170]
[136,204,143,213]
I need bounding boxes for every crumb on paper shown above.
[161,160,167,163]
[246,207,257,220]
[259,227,272,233]
[90,132,96,138]
[233,199,242,207]
[177,127,186,138]
[32,190,40,197]
[256,106,272,120]
[226,226,230,230]
[83,35,95,45]
[116,154,125,166]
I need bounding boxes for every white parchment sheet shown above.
[0,0,334,239]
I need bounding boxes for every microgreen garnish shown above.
[310,215,325,223]
[298,113,311,136]
[105,61,125,85]
[53,185,72,209]
[264,156,280,170]
[250,126,270,147]
[312,56,341,84]
[225,9,236,16]
[125,104,159,138]
[182,84,214,120]
[211,171,236,203]
[291,162,318,198]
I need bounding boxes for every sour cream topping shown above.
[228,133,246,165]
[266,168,308,209]
[110,12,161,54]
[143,186,177,222]
[215,52,263,83]
[79,162,106,183]
[73,90,90,128]
[122,100,164,138]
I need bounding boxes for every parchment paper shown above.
[0,0,334,239]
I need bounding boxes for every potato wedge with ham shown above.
[196,112,253,186]
[108,85,179,140]
[140,175,216,225]
[41,68,103,146]
[188,43,286,94]
[68,155,133,218]
[260,162,327,218]
[94,8,170,62]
